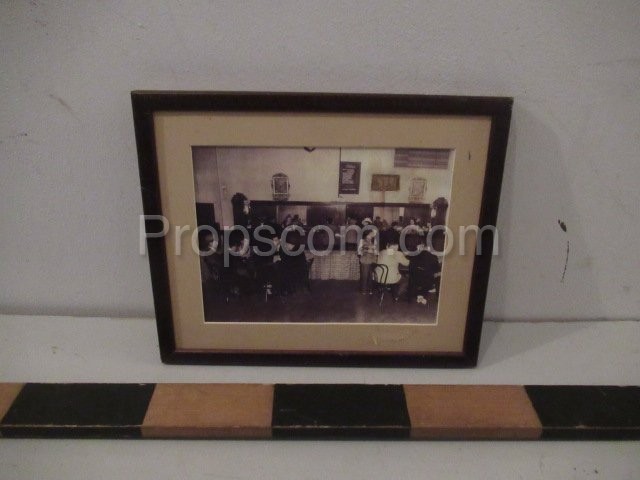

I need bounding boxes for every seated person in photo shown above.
[198,228,229,303]
[325,217,339,235]
[253,227,283,296]
[309,226,330,252]
[291,214,304,227]
[281,214,293,229]
[408,241,441,301]
[198,229,222,285]
[226,229,255,296]
[429,229,446,254]
[322,217,340,248]
[375,230,409,301]
[279,230,308,295]
[405,217,421,234]
[402,231,422,253]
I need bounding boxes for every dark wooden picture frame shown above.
[132,91,512,367]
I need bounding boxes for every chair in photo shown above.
[305,257,314,293]
[371,263,392,307]
[256,263,278,302]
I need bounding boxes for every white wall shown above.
[0,1,638,320]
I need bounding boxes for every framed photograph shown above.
[338,161,361,194]
[132,91,512,367]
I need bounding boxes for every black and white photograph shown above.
[133,91,510,365]
[193,147,454,324]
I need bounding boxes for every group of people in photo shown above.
[198,224,310,302]
[198,204,444,306]
[357,219,442,303]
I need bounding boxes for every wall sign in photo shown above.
[338,161,361,194]
[132,91,512,367]
[371,174,400,192]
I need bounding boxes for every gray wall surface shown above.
[1,1,638,320]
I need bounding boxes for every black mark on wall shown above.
[558,219,569,283]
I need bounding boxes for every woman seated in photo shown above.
[198,228,230,303]
[253,227,283,297]
[226,229,256,296]
[374,230,409,301]
[198,229,222,284]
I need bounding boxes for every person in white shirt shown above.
[375,230,409,301]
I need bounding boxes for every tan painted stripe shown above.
[404,385,543,440]
[141,383,274,439]
[0,383,24,436]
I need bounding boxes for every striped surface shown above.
[1,383,638,440]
